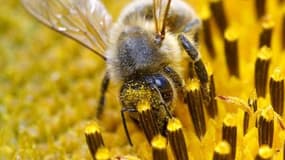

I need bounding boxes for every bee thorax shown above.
[108,27,169,80]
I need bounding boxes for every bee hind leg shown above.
[96,72,110,118]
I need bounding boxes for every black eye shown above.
[152,75,173,104]
[154,76,168,89]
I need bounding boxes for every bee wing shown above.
[153,0,171,36]
[21,0,112,60]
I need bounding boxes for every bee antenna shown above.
[153,0,172,42]
[160,0,171,40]
[153,0,159,34]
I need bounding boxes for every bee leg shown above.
[183,19,201,43]
[148,84,173,136]
[162,66,185,99]
[178,34,208,84]
[96,72,110,118]
[159,102,173,118]
[149,83,173,118]
[178,34,210,103]
[121,107,137,146]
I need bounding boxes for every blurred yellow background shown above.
[1,0,285,159]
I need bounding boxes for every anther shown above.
[137,100,160,143]
[254,46,272,98]
[258,107,274,147]
[95,147,111,160]
[259,16,274,48]
[269,68,284,116]
[185,79,207,139]
[85,122,105,160]
[244,92,258,135]
[205,73,218,118]
[255,0,267,19]
[210,0,228,34]
[167,118,189,160]
[255,145,273,160]
[224,27,240,78]
[222,114,237,160]
[151,134,168,160]
[201,7,216,58]
[213,141,231,160]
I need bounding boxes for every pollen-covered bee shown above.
[22,0,209,145]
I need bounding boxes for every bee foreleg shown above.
[121,107,137,146]
[183,19,201,43]
[96,72,110,118]
[178,34,208,84]
[149,83,173,118]
[178,34,210,104]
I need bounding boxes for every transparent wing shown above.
[153,0,171,37]
[21,0,112,60]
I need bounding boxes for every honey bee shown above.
[22,0,209,145]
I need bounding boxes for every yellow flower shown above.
[1,0,285,159]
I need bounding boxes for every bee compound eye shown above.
[152,75,173,104]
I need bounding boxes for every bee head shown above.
[116,26,169,78]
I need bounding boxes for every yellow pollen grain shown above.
[224,27,239,41]
[137,100,151,112]
[223,114,237,127]
[85,122,101,134]
[261,16,275,29]
[151,135,167,149]
[261,106,274,121]
[258,46,272,60]
[258,145,273,159]
[95,147,111,160]
[215,141,231,154]
[167,118,182,132]
[186,79,200,91]
[271,67,283,81]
